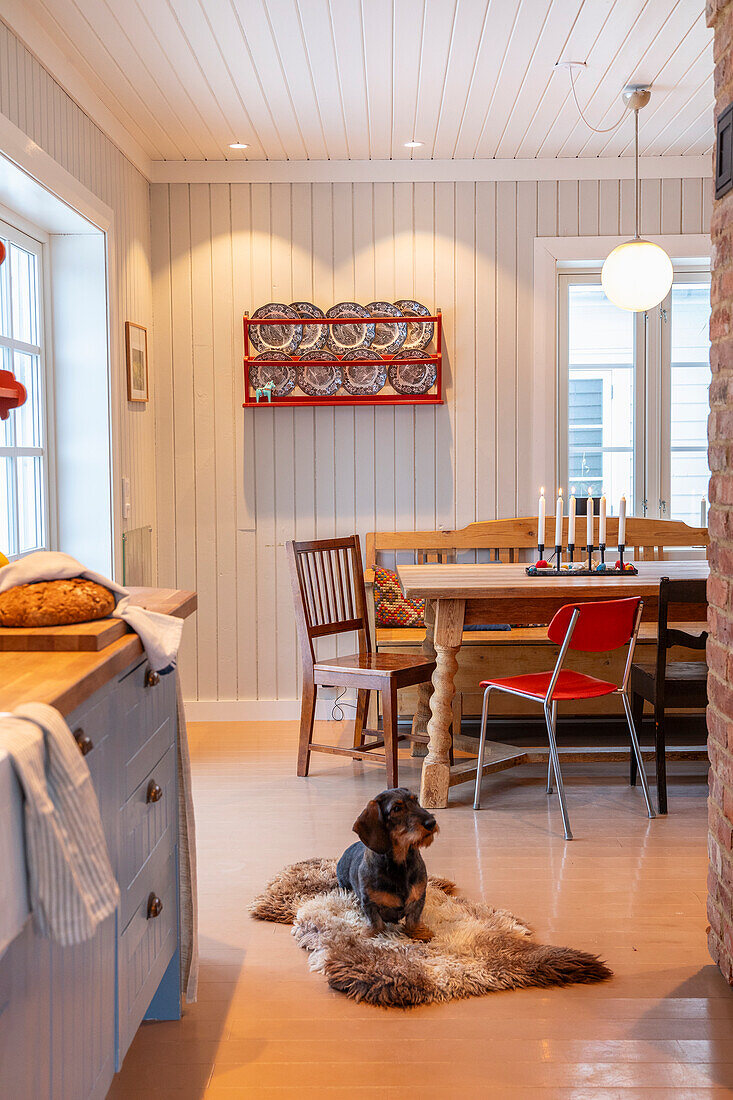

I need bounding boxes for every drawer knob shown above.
[146,780,163,804]
[147,893,163,920]
[145,669,160,688]
[74,729,94,756]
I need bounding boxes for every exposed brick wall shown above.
[707,0,733,987]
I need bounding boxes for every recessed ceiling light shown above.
[404,140,424,148]
[229,142,249,149]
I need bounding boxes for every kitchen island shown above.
[0,588,196,1100]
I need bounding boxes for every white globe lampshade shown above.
[601,239,673,312]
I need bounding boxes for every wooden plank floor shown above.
[109,721,733,1099]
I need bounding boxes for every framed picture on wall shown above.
[125,321,149,402]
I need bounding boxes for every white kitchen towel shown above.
[176,677,199,1003]
[0,551,182,672]
[0,704,119,947]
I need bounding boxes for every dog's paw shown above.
[406,922,433,942]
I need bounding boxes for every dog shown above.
[336,788,438,941]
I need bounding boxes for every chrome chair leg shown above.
[622,691,656,819]
[544,701,573,840]
[546,700,557,794]
[473,686,492,810]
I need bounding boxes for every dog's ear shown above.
[353,799,390,853]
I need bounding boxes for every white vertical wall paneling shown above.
[373,184,397,541]
[231,185,258,699]
[0,20,155,574]
[190,184,218,699]
[210,184,238,700]
[495,181,517,517]
[474,180,496,525]
[146,192,173,663]
[434,182,455,529]
[271,185,298,698]
[352,182,376,556]
[150,175,710,703]
[454,180,477,537]
[516,180,538,517]
[168,184,198,697]
[394,183,416,536]
[250,183,278,698]
[413,182,437,534]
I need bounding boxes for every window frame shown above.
[0,214,56,559]
[557,262,710,525]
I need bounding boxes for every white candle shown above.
[586,487,594,546]
[538,487,546,547]
[555,488,563,547]
[599,494,606,545]
[568,489,576,546]
[618,495,626,546]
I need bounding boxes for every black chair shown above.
[629,577,708,813]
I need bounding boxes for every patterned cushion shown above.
[373,567,425,628]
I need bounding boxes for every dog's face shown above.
[353,788,438,857]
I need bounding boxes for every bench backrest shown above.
[365,517,708,572]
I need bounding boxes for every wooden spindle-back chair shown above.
[286,535,436,787]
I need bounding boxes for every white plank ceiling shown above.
[12,0,713,164]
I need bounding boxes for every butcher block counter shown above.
[0,587,196,1100]
[0,588,197,710]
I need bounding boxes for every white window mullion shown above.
[0,216,50,560]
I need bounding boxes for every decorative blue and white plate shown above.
[366,301,407,355]
[341,349,386,396]
[326,303,375,353]
[249,352,297,397]
[297,350,342,397]
[388,349,437,395]
[290,301,327,353]
[394,300,434,352]
[249,303,303,354]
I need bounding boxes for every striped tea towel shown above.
[0,551,183,673]
[0,704,119,946]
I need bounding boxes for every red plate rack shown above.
[243,309,442,408]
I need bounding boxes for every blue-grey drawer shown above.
[116,663,176,803]
[118,842,177,1062]
[119,745,176,929]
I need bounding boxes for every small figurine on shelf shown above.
[254,380,276,403]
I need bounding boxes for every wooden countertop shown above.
[0,588,196,716]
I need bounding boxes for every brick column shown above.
[707,0,733,986]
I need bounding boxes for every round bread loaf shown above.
[0,577,116,627]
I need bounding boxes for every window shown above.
[0,219,51,559]
[559,267,711,527]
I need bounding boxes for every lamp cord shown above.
[569,65,627,134]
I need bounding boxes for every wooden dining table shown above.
[397,560,709,809]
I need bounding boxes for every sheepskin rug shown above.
[250,858,612,1007]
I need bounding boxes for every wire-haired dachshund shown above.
[336,788,438,941]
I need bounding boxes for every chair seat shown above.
[630,661,708,707]
[314,651,435,688]
[481,669,617,701]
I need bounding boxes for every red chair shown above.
[473,597,656,839]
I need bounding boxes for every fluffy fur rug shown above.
[250,858,612,1007]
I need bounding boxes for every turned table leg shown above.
[420,598,465,809]
[411,598,436,757]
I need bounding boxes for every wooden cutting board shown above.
[0,588,197,652]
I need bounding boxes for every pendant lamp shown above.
[601,87,673,312]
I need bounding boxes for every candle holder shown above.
[586,543,594,571]
[568,543,574,565]
[537,543,544,564]
[555,544,562,574]
[599,542,606,566]
[618,543,625,570]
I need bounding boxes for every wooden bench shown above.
[365,517,708,726]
